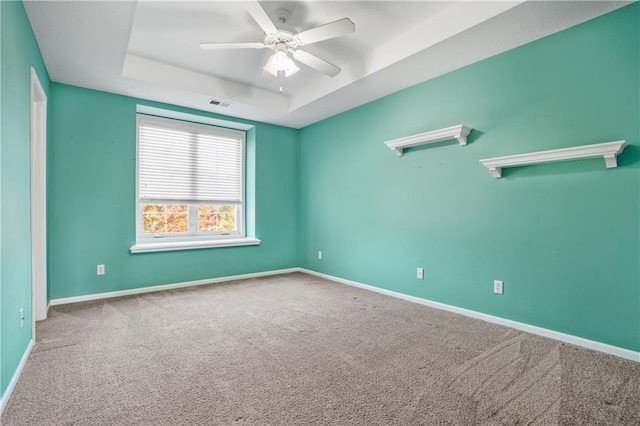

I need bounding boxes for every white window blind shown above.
[137,115,245,203]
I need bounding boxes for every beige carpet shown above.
[2,272,639,425]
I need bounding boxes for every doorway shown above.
[30,67,47,335]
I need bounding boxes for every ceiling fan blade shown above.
[296,18,355,45]
[292,50,341,77]
[245,1,278,35]
[200,42,267,50]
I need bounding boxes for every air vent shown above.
[208,99,232,108]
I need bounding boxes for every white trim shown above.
[299,268,640,363]
[49,267,297,306]
[384,124,472,156]
[0,340,34,415]
[135,114,248,245]
[30,67,48,329]
[45,267,640,363]
[136,105,254,131]
[479,140,627,178]
[130,237,261,253]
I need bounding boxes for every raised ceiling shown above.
[24,1,629,128]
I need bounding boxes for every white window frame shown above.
[130,114,259,253]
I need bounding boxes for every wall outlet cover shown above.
[494,280,504,294]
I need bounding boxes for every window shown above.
[132,114,258,253]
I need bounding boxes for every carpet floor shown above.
[2,272,639,425]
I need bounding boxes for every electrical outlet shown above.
[494,280,504,295]
[97,264,105,275]
[417,268,424,280]
[19,308,24,328]
[317,251,322,260]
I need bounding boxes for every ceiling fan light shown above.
[284,58,300,77]
[263,55,279,77]
[273,50,288,70]
[264,52,299,77]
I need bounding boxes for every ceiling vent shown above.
[208,99,232,108]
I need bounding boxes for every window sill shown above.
[130,237,261,254]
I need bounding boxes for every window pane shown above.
[142,204,165,214]
[218,205,235,215]
[143,213,165,234]
[198,205,237,233]
[141,204,188,234]
[218,213,236,232]
[167,213,189,233]
[167,204,188,214]
[199,205,216,216]
[198,205,218,231]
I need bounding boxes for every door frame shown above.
[30,67,48,336]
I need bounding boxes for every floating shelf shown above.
[479,140,627,178]
[385,124,472,156]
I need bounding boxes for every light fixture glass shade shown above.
[264,52,300,77]
[273,51,288,69]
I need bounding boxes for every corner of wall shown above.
[295,127,302,267]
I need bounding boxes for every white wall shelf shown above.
[385,124,472,156]
[479,140,627,178]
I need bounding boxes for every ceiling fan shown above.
[199,1,355,78]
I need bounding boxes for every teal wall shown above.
[0,0,50,395]
[48,84,298,300]
[298,4,640,351]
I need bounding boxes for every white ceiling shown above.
[24,1,630,129]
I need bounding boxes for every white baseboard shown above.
[45,266,640,363]
[49,268,300,306]
[299,268,640,363]
[0,339,34,415]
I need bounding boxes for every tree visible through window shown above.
[142,204,189,234]
[198,205,237,233]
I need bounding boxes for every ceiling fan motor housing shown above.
[264,31,299,50]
